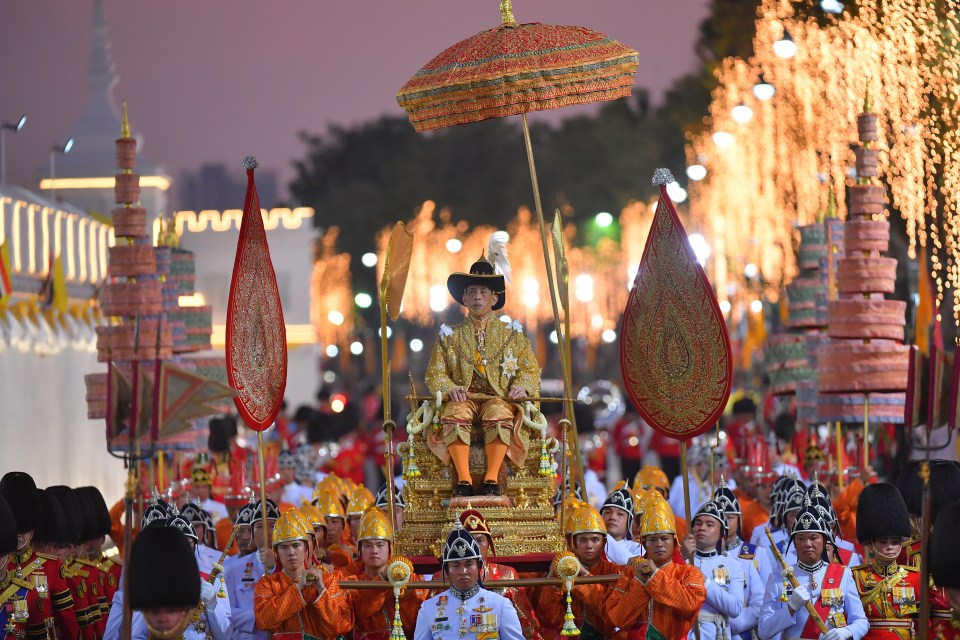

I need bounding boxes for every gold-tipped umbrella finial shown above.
[121,100,130,138]
[500,0,516,25]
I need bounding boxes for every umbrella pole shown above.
[257,431,269,551]
[379,294,397,529]
[520,112,586,492]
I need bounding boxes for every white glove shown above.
[788,585,811,612]
[200,580,218,610]
[820,627,853,640]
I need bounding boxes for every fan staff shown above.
[425,237,541,497]
[758,497,868,640]
[538,504,626,639]
[606,493,706,640]
[252,511,350,638]
[414,520,524,640]
[343,506,427,639]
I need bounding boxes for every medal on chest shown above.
[713,565,730,587]
[500,349,519,379]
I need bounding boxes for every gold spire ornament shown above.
[500,0,516,26]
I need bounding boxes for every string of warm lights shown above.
[687,0,959,323]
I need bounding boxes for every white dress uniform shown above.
[605,535,645,565]
[776,541,861,571]
[758,561,868,640]
[749,519,772,547]
[224,551,267,640]
[281,482,313,507]
[727,540,766,640]
[690,550,745,640]
[414,586,524,640]
[200,498,229,522]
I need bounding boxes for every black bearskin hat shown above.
[0,472,40,533]
[0,496,18,555]
[77,487,112,538]
[128,526,200,610]
[895,461,922,517]
[929,461,960,525]
[34,489,68,545]
[931,499,960,589]
[856,482,911,544]
[47,487,84,545]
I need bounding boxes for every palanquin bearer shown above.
[344,507,427,640]
[0,473,80,640]
[252,511,351,639]
[687,500,745,640]
[849,483,919,640]
[431,508,544,639]
[930,499,960,640]
[414,521,524,640]
[127,526,202,640]
[538,504,625,639]
[713,486,768,640]
[0,495,53,640]
[758,498,868,640]
[425,237,541,497]
[606,494,706,640]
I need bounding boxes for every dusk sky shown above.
[0,1,710,205]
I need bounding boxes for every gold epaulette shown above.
[75,558,101,570]
[902,565,919,573]
[35,552,56,562]
[68,563,89,579]
[851,563,871,572]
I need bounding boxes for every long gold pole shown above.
[835,422,844,490]
[257,431,269,551]
[862,394,870,470]
[379,293,397,528]
[680,441,692,525]
[520,113,585,492]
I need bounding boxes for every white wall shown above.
[0,347,126,504]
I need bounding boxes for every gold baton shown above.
[765,527,829,634]
[207,525,239,584]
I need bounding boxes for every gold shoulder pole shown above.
[379,262,397,530]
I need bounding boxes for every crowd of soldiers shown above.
[3,454,960,640]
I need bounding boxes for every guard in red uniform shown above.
[0,474,79,640]
[850,483,920,640]
[931,499,960,640]
[0,494,52,640]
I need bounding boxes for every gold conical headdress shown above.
[640,493,676,537]
[272,511,312,547]
[347,485,375,517]
[299,502,327,530]
[316,491,345,520]
[568,505,606,537]
[357,507,393,543]
[633,466,669,493]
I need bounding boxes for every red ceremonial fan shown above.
[619,168,732,442]
[225,156,287,431]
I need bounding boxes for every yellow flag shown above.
[0,241,12,302]
[52,253,67,313]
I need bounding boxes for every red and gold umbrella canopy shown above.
[396,4,638,131]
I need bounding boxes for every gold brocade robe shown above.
[425,318,540,466]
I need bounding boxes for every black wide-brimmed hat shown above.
[0,472,40,533]
[129,526,200,610]
[856,482,911,544]
[447,255,506,310]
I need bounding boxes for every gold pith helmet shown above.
[357,507,393,543]
[568,504,607,537]
[640,493,677,537]
[313,474,345,502]
[316,492,345,520]
[346,485,375,517]
[633,466,669,494]
[558,498,587,533]
[272,511,312,547]
[299,502,327,531]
